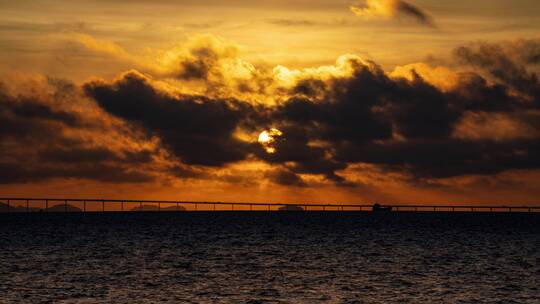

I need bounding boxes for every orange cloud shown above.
[70,33,133,61]
[453,111,540,142]
[390,62,460,91]
[350,0,435,27]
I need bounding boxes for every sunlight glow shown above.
[258,128,283,154]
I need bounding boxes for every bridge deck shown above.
[1,198,539,213]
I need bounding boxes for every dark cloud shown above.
[266,169,307,187]
[0,161,154,184]
[0,80,159,184]
[266,52,540,181]
[449,72,520,112]
[84,71,255,167]
[395,0,435,27]
[178,55,214,80]
[37,147,119,163]
[172,38,237,83]
[454,40,540,102]
[335,139,540,179]
[515,39,540,64]
[266,18,355,28]
[36,146,155,165]
[351,0,436,28]
[283,63,395,142]
[0,84,83,140]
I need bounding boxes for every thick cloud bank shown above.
[2,37,540,189]
[0,77,160,184]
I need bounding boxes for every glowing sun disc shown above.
[258,128,282,153]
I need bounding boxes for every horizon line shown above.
[1,197,540,209]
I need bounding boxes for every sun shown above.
[258,128,282,154]
[258,131,271,143]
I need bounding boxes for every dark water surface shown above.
[1,212,539,303]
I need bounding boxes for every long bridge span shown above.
[1,197,539,213]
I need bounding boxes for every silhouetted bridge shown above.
[1,198,539,213]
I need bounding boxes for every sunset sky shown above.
[1,0,539,204]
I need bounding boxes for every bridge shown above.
[1,197,539,213]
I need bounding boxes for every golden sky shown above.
[1,0,540,204]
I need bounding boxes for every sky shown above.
[1,0,540,205]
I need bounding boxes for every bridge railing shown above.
[0,198,539,213]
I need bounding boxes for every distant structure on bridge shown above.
[372,203,392,213]
[278,205,304,211]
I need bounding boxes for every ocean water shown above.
[1,212,539,303]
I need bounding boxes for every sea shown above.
[1,212,539,303]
